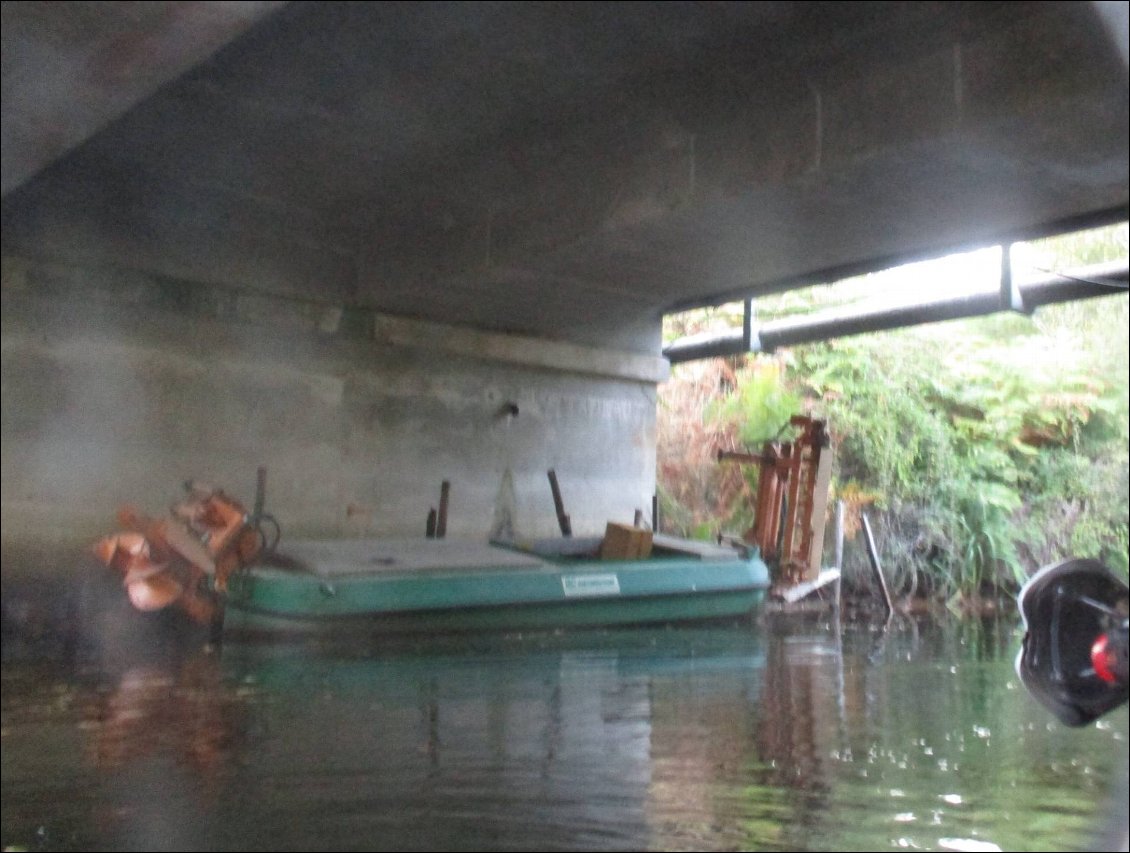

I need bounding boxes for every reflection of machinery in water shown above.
[753,619,840,795]
[81,653,250,775]
[73,652,252,851]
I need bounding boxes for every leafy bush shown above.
[658,233,1129,601]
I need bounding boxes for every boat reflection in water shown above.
[2,615,1125,851]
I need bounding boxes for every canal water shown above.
[2,614,1127,851]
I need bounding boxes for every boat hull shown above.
[223,538,769,637]
[224,588,766,637]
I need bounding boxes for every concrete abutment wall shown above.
[1,254,665,584]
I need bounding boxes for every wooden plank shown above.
[862,514,894,618]
[779,568,841,603]
[805,441,834,582]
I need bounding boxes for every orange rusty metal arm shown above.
[718,415,833,585]
[763,444,792,560]
[91,482,262,622]
[716,449,767,465]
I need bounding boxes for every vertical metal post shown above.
[253,466,267,519]
[833,499,845,615]
[833,500,845,572]
[1001,242,1024,313]
[742,298,753,352]
[548,470,572,537]
[862,513,893,619]
[436,481,450,539]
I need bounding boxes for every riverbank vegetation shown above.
[658,226,1129,605]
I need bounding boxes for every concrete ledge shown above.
[371,313,669,385]
[2,254,668,385]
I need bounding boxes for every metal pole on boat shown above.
[547,470,572,537]
[253,466,267,518]
[437,481,450,539]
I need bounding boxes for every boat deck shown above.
[225,535,771,634]
[274,538,547,577]
[268,534,743,579]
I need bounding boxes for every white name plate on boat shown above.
[561,573,621,597]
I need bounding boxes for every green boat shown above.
[223,534,770,636]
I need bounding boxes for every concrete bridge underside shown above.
[1,2,1127,597]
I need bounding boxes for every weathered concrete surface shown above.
[0,2,1126,637]
[1,254,658,578]
[1,1,287,196]
[2,2,1126,352]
